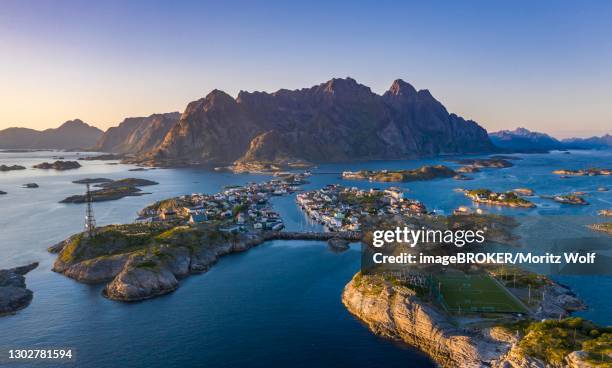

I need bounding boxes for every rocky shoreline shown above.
[342,273,594,368]
[49,231,267,301]
[0,263,38,316]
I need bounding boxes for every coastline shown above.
[342,273,593,368]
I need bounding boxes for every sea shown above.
[0,149,610,367]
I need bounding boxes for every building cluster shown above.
[296,185,427,232]
[136,174,309,233]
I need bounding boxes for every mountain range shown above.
[489,128,612,152]
[137,78,495,167]
[2,78,609,162]
[93,112,180,154]
[489,127,565,152]
[0,120,102,150]
[562,134,612,149]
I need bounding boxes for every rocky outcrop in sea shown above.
[33,160,81,170]
[49,232,265,302]
[0,262,38,316]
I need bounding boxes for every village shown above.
[296,185,428,232]
[135,173,310,233]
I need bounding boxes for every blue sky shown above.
[1,0,611,137]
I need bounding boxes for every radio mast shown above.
[84,183,96,237]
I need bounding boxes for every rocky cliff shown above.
[0,119,103,149]
[141,78,495,166]
[342,273,598,368]
[93,112,180,154]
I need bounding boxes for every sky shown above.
[1,0,611,138]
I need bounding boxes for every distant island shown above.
[78,154,124,161]
[0,119,102,150]
[552,168,611,176]
[342,165,456,182]
[463,189,536,208]
[60,178,158,203]
[449,157,514,168]
[0,164,26,172]
[549,194,589,205]
[72,178,114,184]
[33,160,81,170]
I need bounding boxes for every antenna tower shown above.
[84,183,96,237]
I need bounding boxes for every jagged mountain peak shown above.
[387,79,417,97]
[205,89,235,104]
[314,77,372,99]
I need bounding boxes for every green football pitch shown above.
[432,274,528,314]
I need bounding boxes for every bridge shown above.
[262,231,362,242]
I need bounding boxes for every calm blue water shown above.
[0,150,610,367]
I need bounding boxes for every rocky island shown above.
[0,164,26,172]
[0,190,6,195]
[61,178,158,203]
[49,223,267,301]
[78,154,123,161]
[513,188,535,196]
[33,160,81,170]
[72,178,114,184]
[342,165,456,182]
[551,194,589,205]
[219,157,313,174]
[456,165,481,173]
[450,157,514,169]
[588,223,612,235]
[464,189,536,208]
[552,168,612,176]
[0,262,38,316]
